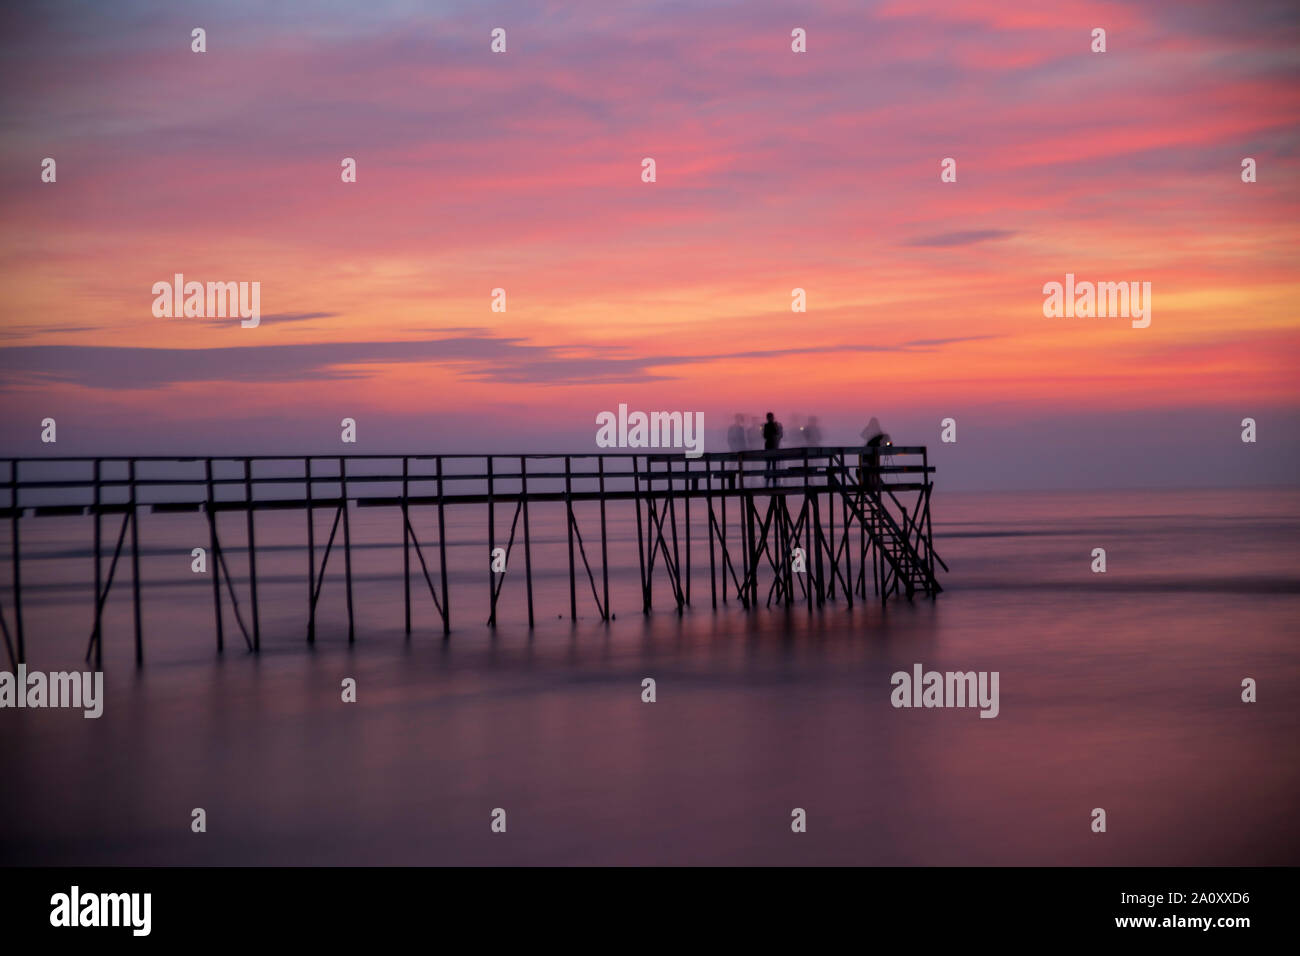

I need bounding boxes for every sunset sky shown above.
[1,0,1297,488]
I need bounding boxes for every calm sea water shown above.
[2,488,1297,865]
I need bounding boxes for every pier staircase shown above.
[828,472,942,600]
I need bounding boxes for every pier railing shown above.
[1,447,942,667]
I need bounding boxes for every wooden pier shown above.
[0,447,944,667]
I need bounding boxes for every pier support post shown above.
[92,459,102,667]
[706,458,716,610]
[130,459,143,664]
[804,452,814,612]
[720,463,729,605]
[243,458,260,651]
[11,461,24,664]
[205,459,223,652]
[740,457,757,609]
[520,456,534,628]
[340,457,355,642]
[598,457,610,621]
[667,459,683,613]
[565,456,577,621]
[487,456,495,628]
[402,457,411,635]
[437,456,449,636]
[811,492,826,608]
[306,458,316,644]
[633,456,649,614]
[826,457,835,599]
[683,462,692,607]
[783,495,795,607]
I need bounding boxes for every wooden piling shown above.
[340,457,355,642]
[129,459,142,664]
[706,457,717,609]
[633,455,649,613]
[486,456,496,628]
[205,458,223,652]
[436,456,449,636]
[683,461,692,607]
[667,459,683,612]
[243,458,260,651]
[402,457,411,635]
[306,457,316,644]
[565,456,577,620]
[598,458,610,621]
[720,463,729,604]
[92,459,102,667]
[520,456,534,628]
[11,461,24,664]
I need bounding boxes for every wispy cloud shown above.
[0,332,995,389]
[903,335,999,347]
[0,325,101,340]
[198,311,339,326]
[905,230,1018,248]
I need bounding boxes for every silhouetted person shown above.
[727,413,746,453]
[762,411,783,485]
[763,412,784,449]
[859,417,891,493]
[801,415,822,446]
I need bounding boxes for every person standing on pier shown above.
[860,417,891,492]
[727,413,747,452]
[801,415,822,446]
[762,411,783,486]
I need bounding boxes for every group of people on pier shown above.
[724,413,892,487]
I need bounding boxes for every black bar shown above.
[0,866,1287,944]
